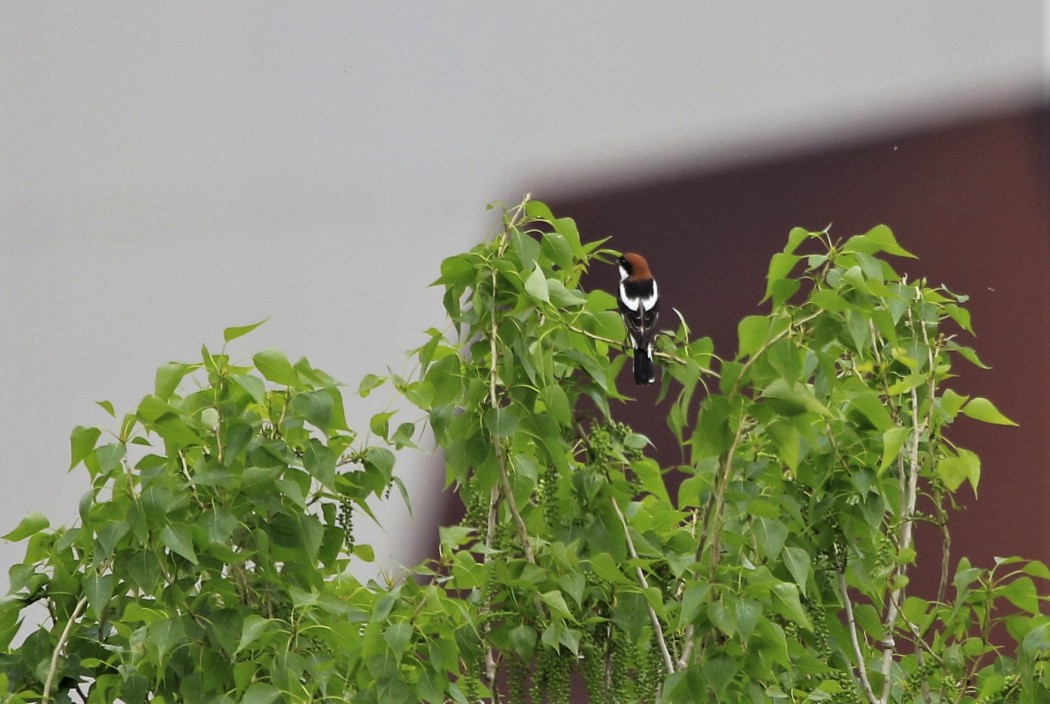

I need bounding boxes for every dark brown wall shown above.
[549,107,1050,593]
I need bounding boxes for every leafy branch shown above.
[0,200,1039,704]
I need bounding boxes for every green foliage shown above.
[2,198,1044,703]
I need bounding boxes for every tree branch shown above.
[610,496,675,675]
[43,595,89,704]
[878,384,924,702]
[838,570,879,704]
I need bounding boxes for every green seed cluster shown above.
[826,670,861,704]
[577,625,670,703]
[540,465,560,529]
[636,634,666,702]
[579,632,611,701]
[464,487,488,529]
[608,630,643,703]
[337,497,354,552]
[507,654,529,703]
[804,599,831,660]
[901,657,937,698]
[530,647,570,704]
[463,653,482,703]
[975,673,1022,704]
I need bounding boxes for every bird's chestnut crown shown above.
[618,252,652,280]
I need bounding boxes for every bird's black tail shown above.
[633,347,655,385]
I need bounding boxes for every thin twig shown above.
[839,571,879,704]
[703,418,747,577]
[678,410,748,668]
[43,595,89,704]
[610,496,675,675]
[483,483,501,697]
[495,441,536,565]
[488,253,536,565]
[563,320,715,377]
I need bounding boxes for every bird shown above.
[617,252,659,384]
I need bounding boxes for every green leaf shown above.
[84,573,114,621]
[160,524,198,564]
[365,446,396,480]
[631,459,669,504]
[843,224,916,259]
[559,572,586,607]
[385,622,413,658]
[764,253,801,303]
[243,683,282,704]
[939,389,969,419]
[737,315,769,358]
[155,362,193,401]
[782,547,811,597]
[702,654,737,698]
[70,425,101,470]
[553,216,583,252]
[369,411,394,439]
[290,390,335,432]
[961,397,1018,426]
[391,421,417,448]
[524,263,550,303]
[236,615,275,654]
[678,582,711,628]
[767,421,800,473]
[434,253,478,287]
[1022,560,1050,580]
[485,406,519,438]
[539,590,575,621]
[810,288,850,313]
[754,517,788,561]
[589,552,632,585]
[735,600,762,641]
[770,582,812,630]
[850,391,894,432]
[121,602,167,624]
[947,340,990,369]
[784,227,812,255]
[2,513,50,542]
[252,349,301,387]
[937,448,981,494]
[708,598,737,638]
[879,427,909,475]
[1022,623,1050,658]
[223,318,268,343]
[541,232,573,270]
[760,378,829,416]
[358,373,386,397]
[999,576,1039,615]
[303,439,336,490]
[198,507,237,545]
[231,373,266,404]
[508,624,538,658]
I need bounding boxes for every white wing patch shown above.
[640,280,658,311]
[619,282,640,310]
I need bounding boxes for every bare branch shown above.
[879,383,925,702]
[43,595,89,704]
[838,570,879,704]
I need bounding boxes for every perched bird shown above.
[617,252,660,384]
